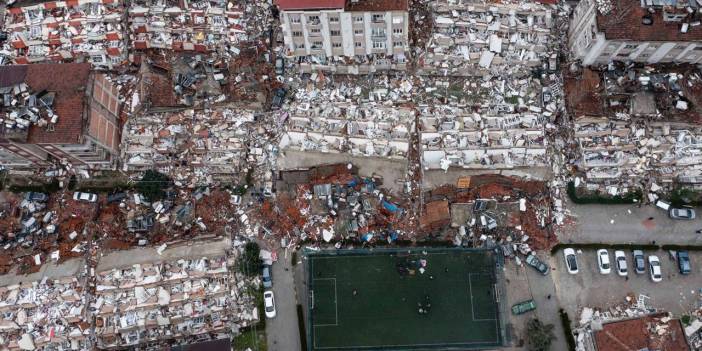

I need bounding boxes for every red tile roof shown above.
[1,64,92,144]
[597,0,702,41]
[275,0,344,10]
[595,314,690,351]
[344,0,407,11]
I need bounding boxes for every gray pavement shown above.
[266,250,301,351]
[551,248,702,319]
[564,202,702,245]
[0,257,83,286]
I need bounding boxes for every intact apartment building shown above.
[276,0,409,73]
[0,63,121,170]
[569,0,702,65]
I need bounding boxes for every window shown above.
[354,29,363,35]
[393,41,403,47]
[329,16,339,23]
[292,31,302,37]
[372,14,384,22]
[675,44,688,50]
[332,42,342,48]
[355,41,362,48]
[308,15,320,24]
[393,28,403,34]
[616,52,629,57]
[296,43,305,49]
[639,53,650,58]
[312,41,323,48]
[371,28,386,37]
[91,55,104,63]
[330,30,341,36]
[623,44,637,50]
[29,26,41,39]
[290,15,301,23]
[310,28,320,34]
[372,40,385,49]
[354,16,364,22]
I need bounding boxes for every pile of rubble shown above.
[419,0,557,76]
[0,81,58,132]
[566,64,702,197]
[3,0,126,68]
[0,277,89,350]
[94,256,233,348]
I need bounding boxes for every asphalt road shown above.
[265,250,301,351]
[563,202,702,245]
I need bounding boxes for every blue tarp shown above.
[382,200,400,212]
[362,233,374,242]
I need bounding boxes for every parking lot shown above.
[551,248,702,318]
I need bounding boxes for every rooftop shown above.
[594,314,690,351]
[275,0,407,11]
[275,0,346,10]
[596,0,702,41]
[0,63,91,144]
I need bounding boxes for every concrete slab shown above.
[96,237,230,272]
[0,257,83,286]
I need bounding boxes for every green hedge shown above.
[9,179,60,194]
[559,309,576,351]
[661,244,702,251]
[567,181,642,205]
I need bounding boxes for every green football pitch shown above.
[306,249,502,350]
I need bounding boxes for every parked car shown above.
[564,248,578,274]
[525,254,549,275]
[614,250,628,276]
[677,251,691,275]
[648,255,662,282]
[511,299,536,315]
[597,249,611,274]
[669,207,696,220]
[24,192,48,202]
[262,264,273,288]
[72,192,97,203]
[231,195,242,206]
[632,250,645,274]
[264,291,276,318]
[271,88,286,110]
[275,57,285,76]
[106,192,127,204]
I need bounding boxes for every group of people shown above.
[417,295,432,315]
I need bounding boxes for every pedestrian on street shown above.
[547,294,551,300]
[696,229,702,234]
[648,217,654,220]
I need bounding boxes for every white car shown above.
[73,192,97,203]
[264,291,276,318]
[614,250,628,276]
[648,255,662,282]
[597,249,611,274]
[564,248,578,274]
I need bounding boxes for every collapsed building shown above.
[279,104,413,160]
[276,0,410,73]
[3,0,127,68]
[420,0,555,76]
[566,64,702,193]
[94,256,234,349]
[127,0,246,59]
[569,0,702,66]
[0,63,121,170]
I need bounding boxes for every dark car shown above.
[632,250,645,274]
[525,254,549,275]
[678,251,691,275]
[106,192,127,204]
[262,265,273,288]
[271,88,286,109]
[24,192,48,202]
[275,57,285,76]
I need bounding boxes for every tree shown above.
[135,170,171,202]
[527,318,556,351]
[237,242,262,277]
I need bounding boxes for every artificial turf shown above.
[307,249,501,350]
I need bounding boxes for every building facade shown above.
[276,0,409,73]
[569,0,702,65]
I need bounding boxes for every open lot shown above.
[552,248,702,317]
[306,248,502,350]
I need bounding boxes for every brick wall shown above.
[88,74,121,152]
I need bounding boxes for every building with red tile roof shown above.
[569,0,702,66]
[594,314,690,351]
[0,63,121,169]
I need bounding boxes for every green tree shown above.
[135,170,171,202]
[527,318,556,351]
[238,242,262,277]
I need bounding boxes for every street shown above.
[563,201,702,245]
[265,250,301,351]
